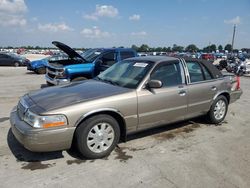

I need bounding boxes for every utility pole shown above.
[231,24,236,52]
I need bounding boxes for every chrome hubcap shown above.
[87,123,114,153]
[214,100,226,120]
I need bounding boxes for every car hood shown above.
[31,59,47,65]
[52,41,86,61]
[27,80,130,112]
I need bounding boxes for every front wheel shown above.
[36,67,46,74]
[207,95,228,124]
[75,114,120,159]
[71,77,87,82]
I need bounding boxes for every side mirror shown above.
[147,80,162,89]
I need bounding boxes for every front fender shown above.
[65,63,95,78]
[74,108,125,127]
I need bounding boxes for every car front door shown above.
[137,61,188,130]
[0,54,12,66]
[185,60,220,118]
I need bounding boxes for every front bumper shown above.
[26,63,35,71]
[230,89,243,104]
[45,74,70,85]
[10,109,75,152]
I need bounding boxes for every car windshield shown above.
[96,60,153,89]
[82,49,104,62]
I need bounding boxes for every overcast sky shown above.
[0,0,249,49]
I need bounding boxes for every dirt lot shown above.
[0,67,250,188]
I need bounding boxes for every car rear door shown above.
[185,60,220,118]
[96,51,117,74]
[137,60,188,130]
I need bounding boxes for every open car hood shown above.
[52,41,86,61]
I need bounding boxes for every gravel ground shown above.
[0,67,249,188]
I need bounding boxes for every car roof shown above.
[125,56,179,63]
[92,48,135,52]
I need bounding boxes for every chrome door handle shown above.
[179,90,186,96]
[211,86,217,91]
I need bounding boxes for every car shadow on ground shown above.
[7,117,210,162]
[40,84,49,89]
[126,117,208,142]
[25,72,37,75]
[7,129,64,162]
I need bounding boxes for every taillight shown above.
[236,76,240,90]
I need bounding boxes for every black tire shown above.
[36,67,46,74]
[71,77,87,82]
[75,114,120,159]
[14,62,20,67]
[207,95,228,124]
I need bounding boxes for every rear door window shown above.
[101,52,116,67]
[201,64,213,80]
[186,61,214,82]
[120,51,135,60]
[186,61,204,83]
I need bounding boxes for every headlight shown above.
[56,68,66,78]
[24,110,67,128]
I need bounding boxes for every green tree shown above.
[138,44,149,52]
[210,44,217,52]
[172,44,184,52]
[224,44,232,52]
[155,47,163,52]
[218,45,223,51]
[185,44,199,52]
[131,44,139,51]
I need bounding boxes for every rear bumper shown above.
[230,89,243,104]
[10,109,75,152]
[45,74,70,85]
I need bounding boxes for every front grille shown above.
[46,65,64,79]
[47,66,56,72]
[17,102,26,120]
[48,72,56,79]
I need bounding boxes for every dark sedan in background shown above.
[0,53,30,67]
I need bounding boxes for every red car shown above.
[201,53,215,61]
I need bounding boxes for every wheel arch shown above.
[74,108,127,142]
[213,91,230,104]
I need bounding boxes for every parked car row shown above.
[0,52,30,67]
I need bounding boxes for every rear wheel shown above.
[75,114,120,159]
[207,95,228,124]
[14,62,20,67]
[36,67,46,74]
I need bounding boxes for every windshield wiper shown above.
[102,79,119,86]
[95,76,119,86]
[94,76,101,81]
